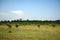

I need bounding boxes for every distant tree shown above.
[56,20,60,24]
[20,18,22,21]
[17,19,19,22]
[27,19,29,21]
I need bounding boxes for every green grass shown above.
[0,24,60,40]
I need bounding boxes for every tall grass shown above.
[0,24,60,40]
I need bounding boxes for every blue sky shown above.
[0,0,60,21]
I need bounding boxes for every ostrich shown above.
[7,24,12,28]
[37,24,40,28]
[15,24,19,28]
[7,24,12,33]
[52,24,55,28]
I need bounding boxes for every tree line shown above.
[0,19,60,25]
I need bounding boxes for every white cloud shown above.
[0,10,24,21]
[10,10,24,20]
[11,10,24,15]
[0,12,5,16]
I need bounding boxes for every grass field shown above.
[0,24,60,40]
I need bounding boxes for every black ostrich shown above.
[7,24,12,28]
[15,24,19,28]
[37,24,40,28]
[52,24,55,28]
[7,24,12,33]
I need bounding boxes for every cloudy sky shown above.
[0,0,60,21]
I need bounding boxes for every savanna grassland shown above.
[0,20,60,40]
